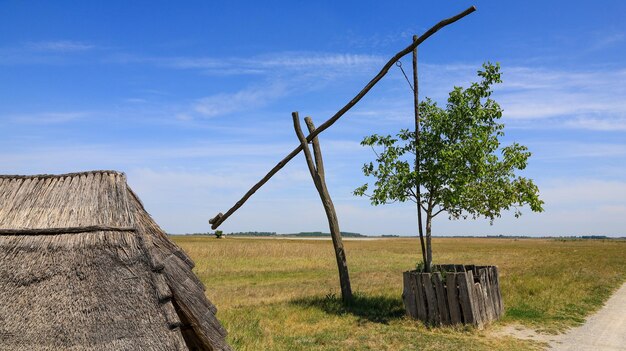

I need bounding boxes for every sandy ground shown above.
[494,282,626,350]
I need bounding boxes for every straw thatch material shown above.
[0,171,231,351]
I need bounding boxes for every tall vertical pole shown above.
[413,35,428,272]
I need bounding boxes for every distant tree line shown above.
[225,231,277,236]
[283,232,366,238]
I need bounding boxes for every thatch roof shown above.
[0,171,231,351]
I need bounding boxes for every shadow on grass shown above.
[290,292,405,324]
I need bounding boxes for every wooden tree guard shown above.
[402,265,504,328]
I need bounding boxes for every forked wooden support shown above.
[210,6,477,229]
[292,112,353,302]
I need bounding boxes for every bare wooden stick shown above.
[210,6,477,229]
[0,225,137,235]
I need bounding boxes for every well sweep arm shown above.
[210,6,477,229]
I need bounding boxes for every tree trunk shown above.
[292,113,353,303]
[425,212,433,272]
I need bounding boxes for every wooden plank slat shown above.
[413,272,427,321]
[457,271,475,325]
[421,273,439,325]
[493,266,504,316]
[472,282,485,328]
[433,273,450,325]
[479,268,495,321]
[467,265,476,276]
[488,267,498,318]
[403,271,418,318]
[446,273,462,324]
[466,270,481,326]
[441,264,455,272]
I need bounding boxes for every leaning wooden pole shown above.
[210,6,477,229]
[292,112,353,302]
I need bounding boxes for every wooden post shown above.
[412,34,428,272]
[292,112,353,303]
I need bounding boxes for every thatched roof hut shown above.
[0,170,231,351]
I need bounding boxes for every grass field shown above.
[171,236,626,350]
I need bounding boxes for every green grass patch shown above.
[172,236,625,349]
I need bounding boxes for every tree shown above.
[214,230,223,239]
[354,63,544,272]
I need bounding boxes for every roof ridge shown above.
[0,170,125,179]
[0,225,137,235]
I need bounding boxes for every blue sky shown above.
[1,1,625,236]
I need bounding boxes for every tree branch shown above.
[432,207,447,217]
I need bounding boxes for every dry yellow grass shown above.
[173,236,625,350]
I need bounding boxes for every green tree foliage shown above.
[355,63,544,271]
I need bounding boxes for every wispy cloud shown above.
[589,32,625,51]
[563,116,626,131]
[25,40,95,52]
[251,53,384,69]
[532,141,626,160]
[7,111,90,124]
[377,63,626,132]
[108,52,384,75]
[494,67,626,132]
[193,82,287,117]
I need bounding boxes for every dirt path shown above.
[494,282,626,350]
[550,282,626,350]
